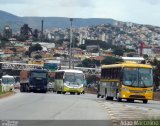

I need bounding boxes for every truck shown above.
[20,69,48,93]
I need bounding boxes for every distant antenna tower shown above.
[41,20,43,42]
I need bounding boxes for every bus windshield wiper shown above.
[140,80,147,88]
[130,80,136,87]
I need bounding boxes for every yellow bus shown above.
[28,59,44,66]
[97,62,153,104]
[54,69,86,95]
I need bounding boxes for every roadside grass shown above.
[0,85,12,95]
[0,85,5,95]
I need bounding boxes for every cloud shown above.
[59,0,94,7]
[0,0,28,4]
[1,0,160,26]
[141,0,160,5]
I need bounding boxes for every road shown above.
[0,92,160,126]
[0,92,112,126]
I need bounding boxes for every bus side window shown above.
[105,69,108,79]
[101,69,103,79]
[111,68,114,79]
[109,69,112,79]
[117,68,121,79]
[101,69,105,79]
[115,68,119,79]
[113,68,115,79]
[106,69,109,79]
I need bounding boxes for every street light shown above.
[69,18,73,69]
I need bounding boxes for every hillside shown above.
[0,10,115,31]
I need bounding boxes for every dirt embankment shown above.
[0,92,16,99]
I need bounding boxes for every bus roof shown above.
[101,62,152,69]
[55,69,83,73]
[2,75,14,78]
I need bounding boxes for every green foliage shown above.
[113,48,124,56]
[29,44,42,52]
[0,85,2,93]
[78,58,100,67]
[124,48,136,52]
[143,54,148,59]
[53,53,61,57]
[0,37,9,48]
[101,56,123,65]
[25,44,42,58]
[150,58,160,90]
[78,44,86,50]
[84,39,116,50]
[34,55,42,59]
[127,53,134,57]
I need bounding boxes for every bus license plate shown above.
[134,93,142,95]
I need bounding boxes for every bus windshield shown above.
[2,77,15,84]
[123,68,153,87]
[64,72,84,85]
[31,72,47,78]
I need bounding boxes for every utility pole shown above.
[41,20,43,42]
[69,18,73,69]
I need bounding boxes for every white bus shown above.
[54,69,86,95]
[1,75,15,91]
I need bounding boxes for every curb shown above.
[0,91,16,99]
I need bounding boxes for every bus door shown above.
[110,82,119,97]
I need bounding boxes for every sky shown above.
[0,0,160,26]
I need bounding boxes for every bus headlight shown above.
[121,87,129,92]
[79,85,83,88]
[146,89,153,93]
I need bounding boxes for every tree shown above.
[101,56,123,65]
[29,44,42,52]
[26,44,42,58]
[77,58,100,68]
[113,48,124,56]
[150,58,160,90]
[34,55,42,59]
[143,54,148,60]
[0,37,10,48]
[53,53,61,57]
[78,44,86,50]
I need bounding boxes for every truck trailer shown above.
[20,69,48,93]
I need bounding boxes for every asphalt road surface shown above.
[0,91,160,126]
[0,92,112,126]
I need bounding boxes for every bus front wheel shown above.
[77,93,80,95]
[57,91,61,94]
[97,94,101,98]
[143,100,148,104]
[127,99,134,102]
[62,92,66,94]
